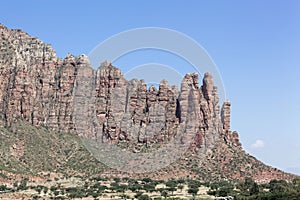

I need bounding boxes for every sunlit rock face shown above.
[0,24,240,148]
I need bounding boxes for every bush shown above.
[17,178,28,190]
[269,179,289,193]
[161,190,168,198]
[35,187,42,194]
[43,187,49,194]
[129,184,142,192]
[138,194,151,200]
[143,183,156,192]
[120,194,130,199]
[188,180,201,188]
[178,185,184,191]
[207,190,216,196]
[188,187,199,197]
[142,177,152,183]
[0,185,7,191]
[134,191,143,198]
[66,187,85,198]
[166,180,177,188]
[113,177,120,183]
[249,182,259,196]
[54,190,60,196]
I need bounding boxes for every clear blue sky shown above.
[1,0,300,175]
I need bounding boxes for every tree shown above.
[167,186,176,195]
[293,178,300,192]
[178,185,184,192]
[207,190,216,196]
[188,187,199,199]
[92,192,98,199]
[142,177,152,183]
[166,180,177,188]
[269,179,288,193]
[138,194,151,200]
[50,186,57,192]
[134,191,143,199]
[113,177,120,183]
[0,185,7,192]
[160,190,168,199]
[237,177,257,196]
[143,184,156,193]
[120,194,130,199]
[54,190,60,196]
[128,184,142,192]
[43,187,49,194]
[35,187,42,194]
[188,180,201,188]
[293,178,300,186]
[166,180,177,195]
[13,181,18,188]
[110,182,119,192]
[245,178,255,187]
[217,185,234,197]
[97,184,107,192]
[17,178,28,190]
[249,182,259,196]
[177,179,185,185]
[218,187,229,197]
[117,184,128,193]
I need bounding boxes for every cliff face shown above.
[0,24,296,182]
[0,24,75,132]
[0,24,239,149]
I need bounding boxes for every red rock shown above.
[0,24,296,183]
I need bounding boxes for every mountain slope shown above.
[0,119,295,183]
[0,120,106,179]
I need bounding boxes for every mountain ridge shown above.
[0,23,297,183]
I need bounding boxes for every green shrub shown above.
[138,194,151,200]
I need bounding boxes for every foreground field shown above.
[1,175,300,200]
[0,121,300,199]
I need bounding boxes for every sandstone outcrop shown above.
[2,24,295,182]
[0,23,241,148]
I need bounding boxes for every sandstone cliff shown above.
[0,24,295,182]
[0,23,239,149]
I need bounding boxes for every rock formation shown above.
[0,24,241,149]
[0,24,296,182]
